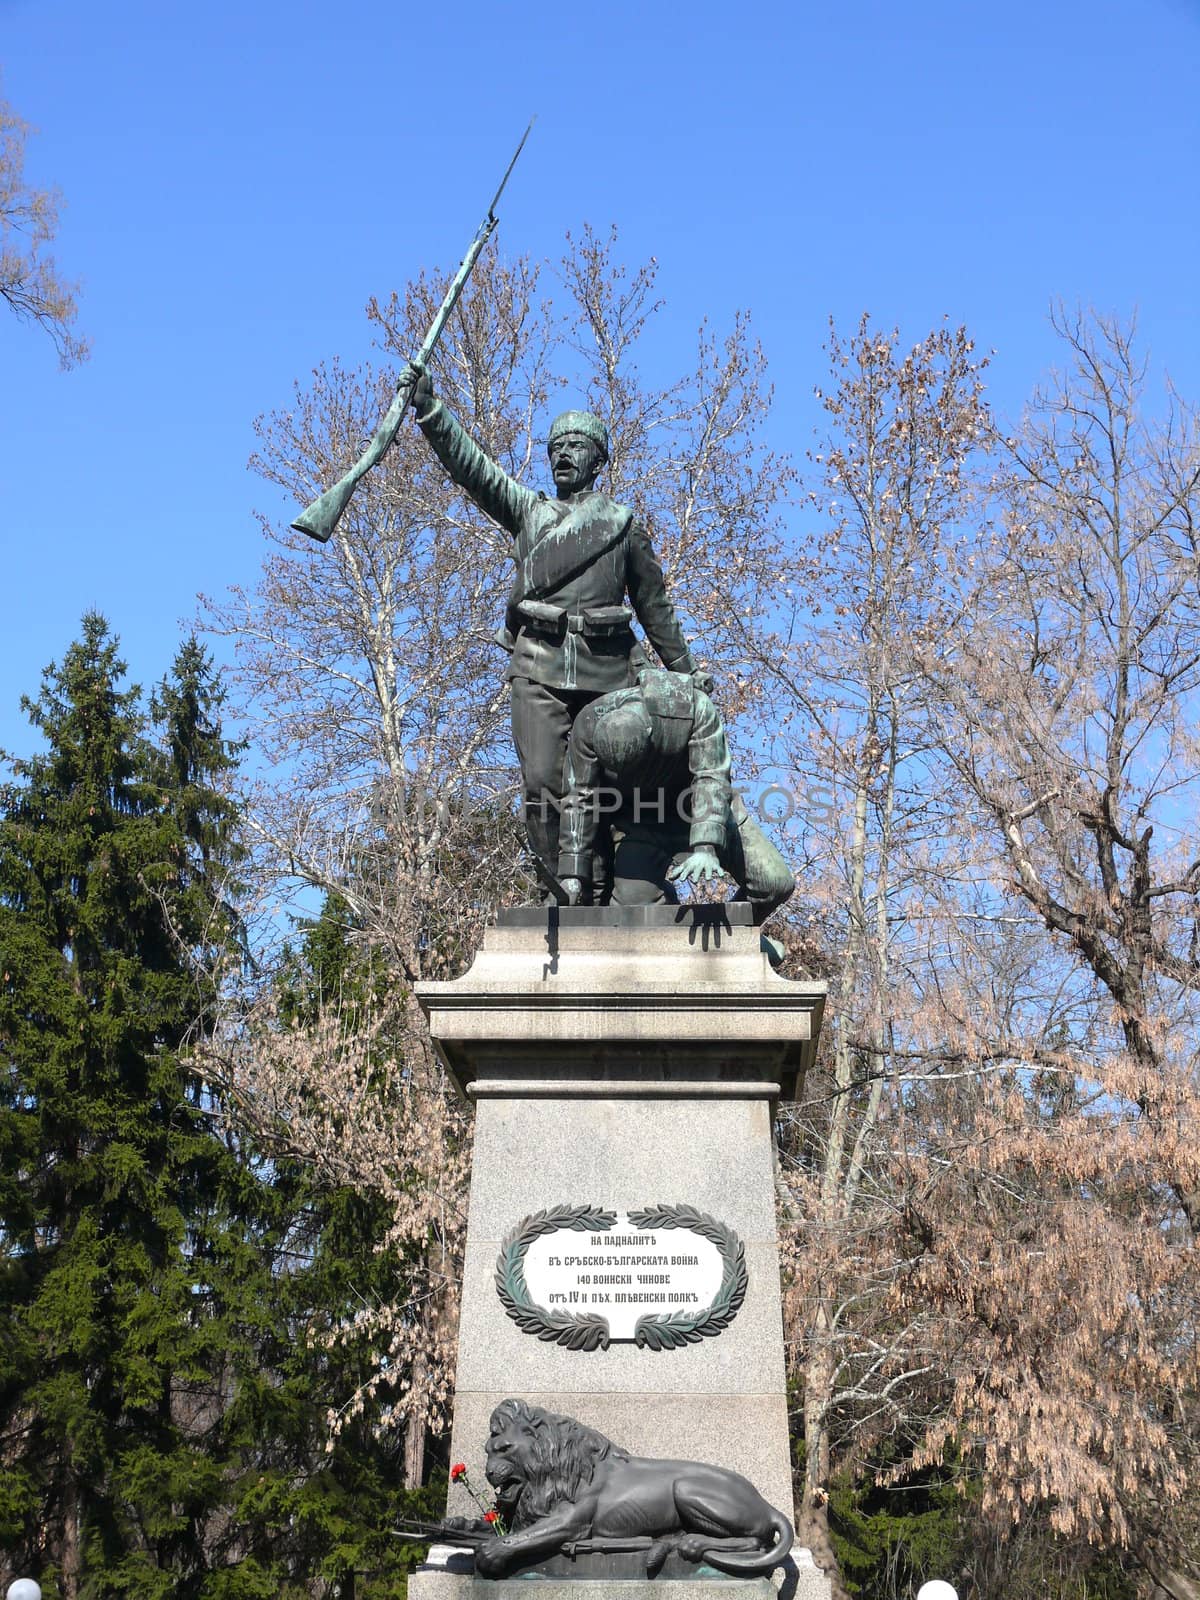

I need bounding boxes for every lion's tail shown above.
[703,1508,795,1576]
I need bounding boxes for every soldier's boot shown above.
[523,797,562,905]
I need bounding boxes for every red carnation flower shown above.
[484,1511,499,1524]
[450,1463,467,1481]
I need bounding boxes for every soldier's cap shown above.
[592,697,653,776]
[547,409,610,463]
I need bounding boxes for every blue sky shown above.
[2,0,1198,756]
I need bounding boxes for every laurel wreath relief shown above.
[493,1203,748,1352]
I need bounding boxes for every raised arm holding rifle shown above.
[291,120,535,545]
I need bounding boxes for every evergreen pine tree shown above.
[1,619,448,1598]
[0,617,245,1598]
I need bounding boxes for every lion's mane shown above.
[491,1399,630,1527]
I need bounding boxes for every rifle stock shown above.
[293,119,534,544]
[291,361,425,543]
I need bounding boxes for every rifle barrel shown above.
[292,118,535,544]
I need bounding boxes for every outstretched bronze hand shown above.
[668,847,725,886]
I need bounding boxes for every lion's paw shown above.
[474,1540,508,1578]
[678,1534,711,1563]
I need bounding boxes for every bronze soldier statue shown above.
[406,365,703,879]
[557,668,795,923]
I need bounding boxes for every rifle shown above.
[292,118,535,544]
[391,1520,670,1557]
[392,1517,496,1548]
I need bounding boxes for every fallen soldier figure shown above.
[557,668,795,927]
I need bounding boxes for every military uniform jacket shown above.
[558,671,733,881]
[415,396,695,694]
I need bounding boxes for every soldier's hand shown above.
[668,848,725,886]
[406,362,434,417]
[690,666,715,697]
[560,877,585,906]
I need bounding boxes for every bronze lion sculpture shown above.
[464,1398,794,1579]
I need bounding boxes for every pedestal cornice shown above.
[416,905,826,1102]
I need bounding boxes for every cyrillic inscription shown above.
[495,1204,747,1350]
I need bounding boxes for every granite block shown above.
[410,1553,832,1600]
[466,1097,781,1242]
[410,1577,774,1600]
[779,1555,835,1600]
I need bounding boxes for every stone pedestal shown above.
[414,904,828,1595]
[409,1570,833,1600]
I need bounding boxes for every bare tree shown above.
[195,971,471,1492]
[745,317,991,1592]
[0,89,88,366]
[910,308,1200,1584]
[756,313,1200,1598]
